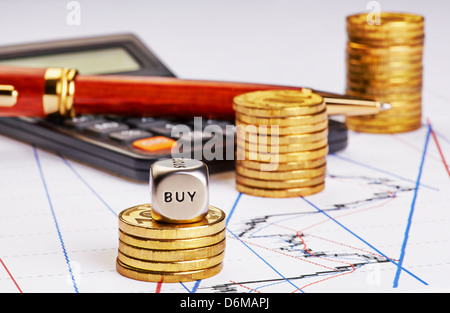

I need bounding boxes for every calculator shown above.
[0,34,347,181]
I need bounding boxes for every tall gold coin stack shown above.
[345,12,425,133]
[116,204,226,283]
[233,89,328,198]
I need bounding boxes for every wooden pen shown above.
[0,65,389,119]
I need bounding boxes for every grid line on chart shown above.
[226,192,304,293]
[59,154,118,217]
[300,196,428,287]
[393,123,431,288]
[227,227,304,293]
[33,146,79,293]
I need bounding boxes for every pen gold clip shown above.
[43,68,78,117]
[0,85,18,107]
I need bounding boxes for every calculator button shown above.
[187,118,230,130]
[180,130,215,141]
[85,121,129,137]
[132,136,177,152]
[109,129,153,144]
[125,117,159,128]
[145,121,189,138]
[64,115,107,130]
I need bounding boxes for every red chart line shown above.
[0,257,23,293]
[156,280,163,293]
[428,119,450,178]
[292,231,356,292]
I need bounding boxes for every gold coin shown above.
[346,77,422,89]
[347,68,423,79]
[236,137,328,153]
[242,145,328,163]
[119,229,226,250]
[236,128,328,145]
[235,109,327,126]
[347,41,424,54]
[347,25,424,37]
[118,238,226,262]
[233,102,326,118]
[346,115,422,127]
[346,69,423,81]
[236,173,325,189]
[352,112,422,123]
[117,250,225,272]
[346,58,423,68]
[234,89,323,109]
[347,12,424,30]
[116,258,223,283]
[346,89,422,102]
[360,105,421,116]
[346,48,424,61]
[346,68,423,81]
[346,121,421,134]
[347,69,423,80]
[347,70,423,82]
[345,104,422,115]
[346,85,422,97]
[236,157,326,171]
[236,163,326,180]
[118,204,226,240]
[346,50,424,63]
[235,119,328,136]
[348,30,424,40]
[346,61,423,73]
[347,35,424,47]
[347,116,422,126]
[233,90,325,118]
[347,74,422,84]
[346,53,423,63]
[347,34,424,47]
[235,182,325,198]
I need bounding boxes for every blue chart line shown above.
[227,228,304,293]
[301,197,428,287]
[227,193,304,293]
[226,192,242,226]
[59,154,117,217]
[179,193,243,293]
[180,280,202,293]
[393,124,431,288]
[33,147,79,293]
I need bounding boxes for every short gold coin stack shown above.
[233,89,328,198]
[345,12,425,133]
[116,204,226,283]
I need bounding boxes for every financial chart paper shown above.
[1,0,450,294]
[0,105,449,293]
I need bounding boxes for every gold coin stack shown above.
[116,204,226,283]
[345,12,425,133]
[233,89,328,198]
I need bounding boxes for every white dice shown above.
[150,158,209,223]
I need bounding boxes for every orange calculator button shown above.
[132,136,177,152]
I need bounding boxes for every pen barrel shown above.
[0,66,47,117]
[73,75,303,119]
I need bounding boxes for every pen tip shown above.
[380,102,392,111]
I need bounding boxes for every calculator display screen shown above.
[0,47,141,75]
